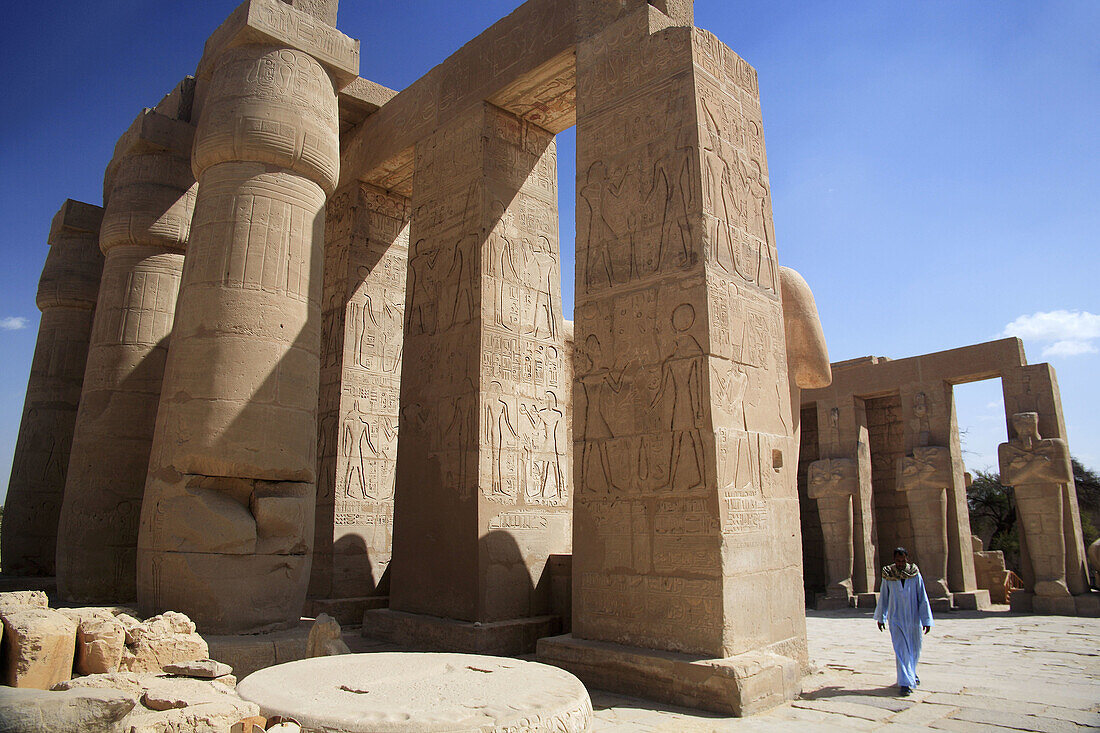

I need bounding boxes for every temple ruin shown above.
[2,0,1097,721]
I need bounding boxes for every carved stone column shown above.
[308,182,409,615]
[1,201,104,576]
[369,101,572,654]
[539,7,804,716]
[896,381,983,608]
[806,458,857,608]
[136,0,359,633]
[1002,364,1096,615]
[56,109,196,603]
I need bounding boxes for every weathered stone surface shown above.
[385,99,572,655]
[138,8,349,632]
[237,653,592,732]
[0,590,49,614]
[67,609,127,675]
[203,622,312,679]
[306,613,350,657]
[1,607,77,689]
[0,686,137,733]
[120,612,209,673]
[2,199,104,578]
[162,658,233,679]
[55,104,196,605]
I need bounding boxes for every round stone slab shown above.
[236,652,592,732]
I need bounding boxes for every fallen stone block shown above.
[0,590,49,615]
[163,658,233,679]
[120,611,209,673]
[2,607,77,689]
[0,685,137,733]
[59,608,127,675]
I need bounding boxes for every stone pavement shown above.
[584,607,1100,731]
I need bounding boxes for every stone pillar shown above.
[308,182,409,619]
[55,110,196,603]
[369,101,572,654]
[136,0,359,633]
[815,395,876,601]
[1001,364,1095,615]
[896,381,983,607]
[1,201,104,576]
[806,458,856,608]
[539,9,803,716]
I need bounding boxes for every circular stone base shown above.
[236,652,592,732]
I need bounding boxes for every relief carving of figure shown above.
[485,380,518,500]
[650,304,706,490]
[406,239,440,336]
[700,99,745,279]
[527,234,558,340]
[577,334,627,493]
[579,161,625,292]
[341,400,379,501]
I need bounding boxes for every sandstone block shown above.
[2,608,77,689]
[306,613,349,657]
[0,686,137,733]
[0,590,49,614]
[58,609,127,675]
[163,658,233,679]
[124,699,261,733]
[120,612,209,673]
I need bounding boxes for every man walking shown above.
[874,547,934,696]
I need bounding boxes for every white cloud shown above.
[0,317,28,331]
[1001,310,1100,358]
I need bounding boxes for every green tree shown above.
[967,470,1019,570]
[1073,458,1100,546]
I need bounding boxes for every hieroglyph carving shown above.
[571,15,804,664]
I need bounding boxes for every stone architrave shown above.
[310,183,409,604]
[55,108,197,604]
[895,444,952,599]
[1001,364,1093,615]
[539,8,803,716]
[807,457,857,607]
[2,201,104,576]
[136,0,359,634]
[371,101,572,653]
[999,411,1075,612]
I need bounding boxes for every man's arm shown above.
[874,581,889,630]
[917,573,934,633]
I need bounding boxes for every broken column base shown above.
[362,608,559,656]
[854,592,879,608]
[950,590,992,610]
[929,595,953,613]
[202,620,312,679]
[304,596,388,627]
[1011,590,1100,616]
[536,634,801,717]
[813,592,853,610]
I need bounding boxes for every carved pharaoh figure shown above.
[999,411,1073,599]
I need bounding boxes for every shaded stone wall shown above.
[798,404,825,595]
[865,393,911,584]
[311,182,409,600]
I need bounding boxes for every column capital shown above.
[198,0,359,88]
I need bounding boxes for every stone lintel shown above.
[50,200,104,238]
[153,77,197,123]
[198,0,359,88]
[362,609,559,657]
[110,109,195,162]
[536,634,800,717]
[338,78,398,134]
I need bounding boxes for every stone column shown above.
[896,381,983,607]
[55,110,196,603]
[370,101,572,654]
[1,201,104,576]
[308,182,409,619]
[539,8,804,716]
[136,0,359,633]
[806,458,857,608]
[815,395,876,601]
[1001,364,1095,615]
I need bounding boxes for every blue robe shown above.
[873,571,934,688]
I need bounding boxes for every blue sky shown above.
[1,1,1097,500]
